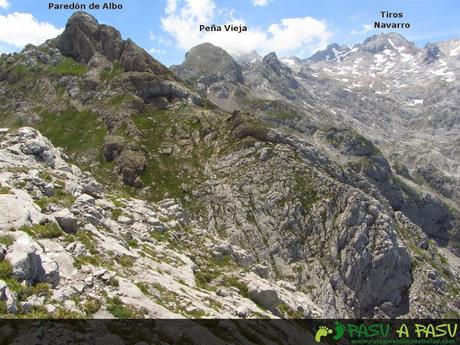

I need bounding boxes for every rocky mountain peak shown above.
[305,43,350,63]
[56,11,172,76]
[262,52,283,74]
[171,42,243,88]
[233,50,262,65]
[67,11,99,38]
[361,32,416,54]
[423,43,443,64]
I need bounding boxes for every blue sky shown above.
[0,0,458,66]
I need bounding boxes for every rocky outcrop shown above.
[116,149,146,187]
[0,127,328,320]
[53,209,78,234]
[171,42,243,92]
[56,11,173,77]
[305,43,350,63]
[0,192,43,231]
[5,234,59,285]
[103,135,126,162]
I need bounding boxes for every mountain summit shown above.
[305,43,350,63]
[56,11,172,76]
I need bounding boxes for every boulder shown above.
[82,180,103,198]
[0,279,17,313]
[53,209,78,234]
[248,280,281,310]
[74,193,96,206]
[20,138,55,167]
[0,245,7,261]
[103,135,126,162]
[5,236,44,283]
[259,148,272,161]
[0,191,43,230]
[116,149,146,187]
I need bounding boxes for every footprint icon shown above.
[315,326,333,342]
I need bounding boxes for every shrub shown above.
[107,297,138,319]
[119,255,134,267]
[83,298,101,315]
[20,223,63,239]
[0,235,13,246]
[0,260,12,279]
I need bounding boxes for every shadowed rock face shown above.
[57,11,173,76]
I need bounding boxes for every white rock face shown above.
[5,233,60,285]
[248,280,281,310]
[0,127,324,319]
[0,191,43,230]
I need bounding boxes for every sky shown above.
[0,0,459,66]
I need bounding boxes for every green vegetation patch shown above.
[100,61,124,82]
[0,260,13,279]
[107,297,141,319]
[119,255,134,267]
[132,106,207,201]
[294,174,320,212]
[19,223,63,239]
[0,186,12,194]
[83,298,101,315]
[222,276,249,298]
[37,109,106,157]
[49,57,88,77]
[0,235,13,246]
[35,187,75,211]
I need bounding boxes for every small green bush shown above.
[20,223,63,239]
[0,261,12,279]
[119,255,134,267]
[0,235,13,246]
[83,298,101,315]
[127,239,138,248]
[107,297,137,319]
[0,186,12,194]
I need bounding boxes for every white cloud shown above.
[158,35,173,46]
[251,0,269,7]
[0,12,63,47]
[149,47,166,55]
[351,23,373,35]
[0,0,10,10]
[165,0,178,14]
[265,17,331,53]
[363,24,373,33]
[160,0,331,57]
[149,31,156,40]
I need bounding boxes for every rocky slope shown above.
[0,127,325,321]
[0,11,459,321]
[173,35,460,250]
